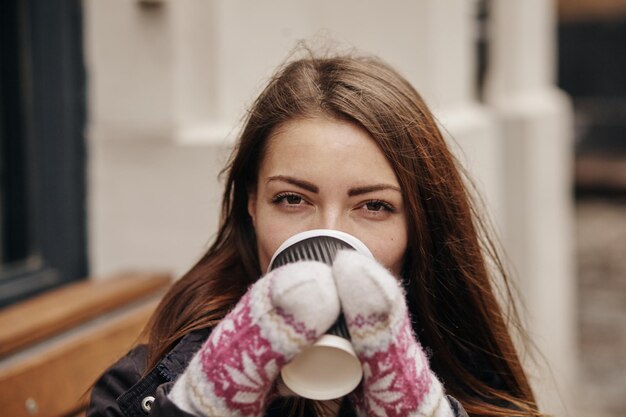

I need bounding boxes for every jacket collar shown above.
[155,328,211,381]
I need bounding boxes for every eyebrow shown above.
[347,184,402,196]
[266,175,401,196]
[267,176,318,193]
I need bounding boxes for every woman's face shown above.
[248,116,408,275]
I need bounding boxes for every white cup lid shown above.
[280,334,363,400]
[267,229,373,273]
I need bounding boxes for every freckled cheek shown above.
[365,233,407,275]
[256,233,282,272]
[252,210,281,271]
[254,215,305,272]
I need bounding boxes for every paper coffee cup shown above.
[281,335,362,400]
[268,229,372,400]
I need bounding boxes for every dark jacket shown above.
[86,329,469,417]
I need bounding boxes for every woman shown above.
[87,53,542,417]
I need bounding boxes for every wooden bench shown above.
[0,272,171,417]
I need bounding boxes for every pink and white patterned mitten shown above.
[333,250,455,417]
[169,261,340,417]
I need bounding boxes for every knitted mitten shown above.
[169,261,340,417]
[332,250,454,417]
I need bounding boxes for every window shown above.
[0,0,87,307]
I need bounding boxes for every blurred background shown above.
[0,0,624,416]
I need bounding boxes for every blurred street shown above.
[576,198,626,417]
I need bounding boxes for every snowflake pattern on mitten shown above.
[169,261,340,417]
[333,250,454,417]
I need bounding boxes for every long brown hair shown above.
[146,52,541,417]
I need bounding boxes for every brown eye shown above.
[358,199,396,220]
[365,200,393,212]
[272,193,305,206]
[284,194,303,205]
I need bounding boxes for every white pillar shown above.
[417,0,504,230]
[485,1,576,415]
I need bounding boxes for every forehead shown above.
[259,117,399,185]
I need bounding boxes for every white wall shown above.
[83,0,575,415]
[84,0,503,275]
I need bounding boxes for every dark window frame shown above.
[0,0,87,307]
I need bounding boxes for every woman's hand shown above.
[169,261,340,417]
[333,250,455,417]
